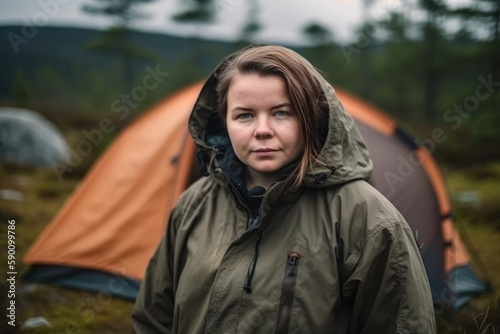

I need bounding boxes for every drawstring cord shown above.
[243,230,263,293]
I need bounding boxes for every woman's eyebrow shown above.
[271,103,291,110]
[231,103,290,112]
[231,106,253,112]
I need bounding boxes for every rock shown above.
[21,316,52,329]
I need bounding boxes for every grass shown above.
[438,219,500,334]
[445,162,500,291]
[436,162,500,334]
[1,161,499,333]
[17,285,133,334]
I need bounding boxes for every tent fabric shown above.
[450,265,489,311]
[24,83,201,281]
[23,83,487,312]
[23,265,140,300]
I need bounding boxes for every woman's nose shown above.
[254,116,273,139]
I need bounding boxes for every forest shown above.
[3,0,499,168]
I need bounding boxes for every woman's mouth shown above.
[253,148,278,157]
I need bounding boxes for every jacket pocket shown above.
[275,252,301,334]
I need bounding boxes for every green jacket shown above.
[132,50,437,334]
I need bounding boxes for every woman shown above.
[132,45,436,333]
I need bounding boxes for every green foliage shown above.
[447,162,500,229]
[33,64,70,107]
[172,0,215,24]
[82,0,156,26]
[85,26,158,62]
[303,22,334,45]
[10,69,33,105]
[469,93,500,143]
[82,0,159,93]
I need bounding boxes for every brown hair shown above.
[216,45,327,188]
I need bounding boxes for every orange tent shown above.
[23,82,487,312]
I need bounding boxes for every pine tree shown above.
[82,0,157,92]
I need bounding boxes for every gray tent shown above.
[0,107,69,167]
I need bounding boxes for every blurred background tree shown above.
[302,22,336,73]
[375,11,421,121]
[82,0,158,93]
[449,0,500,141]
[172,0,214,73]
[419,0,448,123]
[358,0,376,101]
[451,0,500,81]
[238,0,261,45]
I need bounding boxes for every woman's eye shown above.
[236,113,253,120]
[274,110,290,117]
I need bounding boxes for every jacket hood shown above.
[188,45,372,189]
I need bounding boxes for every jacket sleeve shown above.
[132,210,178,334]
[341,219,437,334]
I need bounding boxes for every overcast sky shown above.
[0,0,472,45]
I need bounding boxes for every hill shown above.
[0,25,244,108]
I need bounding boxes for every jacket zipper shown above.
[275,253,301,334]
[243,230,263,293]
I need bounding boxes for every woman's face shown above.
[226,73,304,186]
